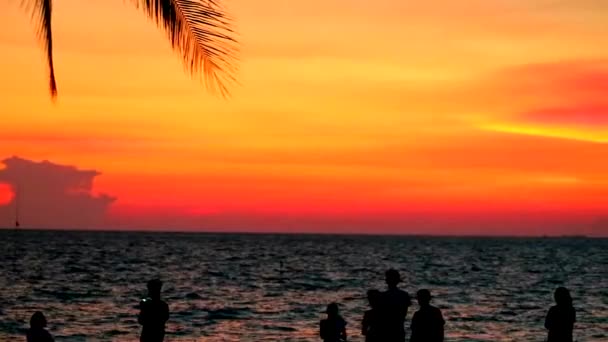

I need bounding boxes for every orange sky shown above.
[0,0,607,235]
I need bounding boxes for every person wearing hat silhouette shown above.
[410,289,444,342]
[320,303,347,342]
[26,311,54,342]
[138,279,169,342]
[381,269,412,342]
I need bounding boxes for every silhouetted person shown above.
[410,289,444,342]
[138,279,169,342]
[362,289,382,342]
[320,303,347,342]
[381,269,412,342]
[26,311,54,342]
[545,287,576,342]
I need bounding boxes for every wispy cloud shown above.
[473,60,608,142]
[518,105,608,127]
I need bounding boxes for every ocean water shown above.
[0,231,606,342]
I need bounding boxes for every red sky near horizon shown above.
[0,1,607,235]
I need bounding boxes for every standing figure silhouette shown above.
[381,269,412,342]
[26,312,54,342]
[320,303,347,342]
[410,289,444,342]
[545,287,576,342]
[138,279,170,342]
[362,289,382,342]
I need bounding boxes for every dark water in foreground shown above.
[0,231,606,341]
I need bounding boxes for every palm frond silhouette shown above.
[21,0,238,100]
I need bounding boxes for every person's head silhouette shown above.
[326,303,340,318]
[147,279,163,299]
[385,269,401,288]
[416,289,432,307]
[30,311,47,329]
[554,287,572,307]
[367,289,381,309]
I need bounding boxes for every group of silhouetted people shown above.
[319,269,576,342]
[25,272,576,342]
[26,279,169,342]
[321,269,444,342]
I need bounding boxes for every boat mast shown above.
[15,184,20,229]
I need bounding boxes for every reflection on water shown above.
[0,231,606,341]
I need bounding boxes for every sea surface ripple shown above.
[0,231,606,341]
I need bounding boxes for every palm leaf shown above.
[133,0,238,96]
[22,0,237,99]
[22,0,57,99]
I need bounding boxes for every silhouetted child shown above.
[410,289,444,342]
[362,289,382,342]
[320,303,347,342]
[138,279,170,342]
[26,311,54,342]
[381,269,412,342]
[545,287,576,342]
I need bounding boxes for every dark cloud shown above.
[0,156,116,229]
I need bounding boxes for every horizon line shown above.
[0,227,603,239]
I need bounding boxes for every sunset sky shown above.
[0,0,607,235]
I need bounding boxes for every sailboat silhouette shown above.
[14,184,20,229]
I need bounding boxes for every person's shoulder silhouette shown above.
[26,311,54,342]
[138,279,169,342]
[410,289,444,342]
[545,287,575,342]
[320,303,347,342]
